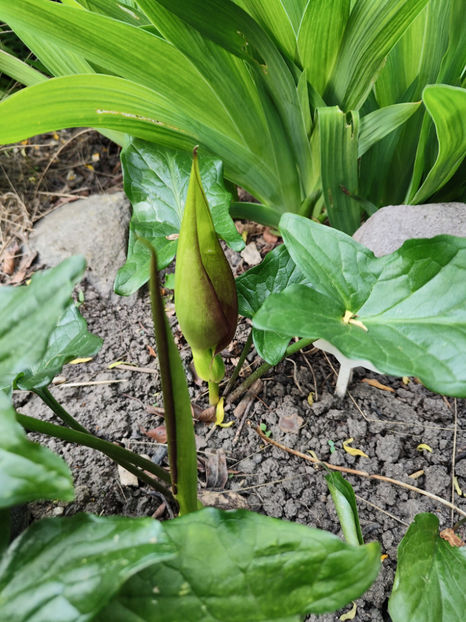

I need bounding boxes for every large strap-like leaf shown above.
[254,214,466,397]
[410,84,466,204]
[297,0,350,96]
[317,106,361,234]
[388,513,466,622]
[97,508,380,621]
[326,0,429,110]
[0,391,74,508]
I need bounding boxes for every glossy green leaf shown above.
[16,303,102,391]
[236,244,306,364]
[358,101,421,157]
[0,256,86,392]
[317,106,361,234]
[326,472,363,547]
[115,141,243,295]
[0,391,74,509]
[388,513,466,622]
[326,0,430,110]
[145,243,198,515]
[98,507,380,620]
[0,513,175,622]
[297,0,350,95]
[410,85,466,204]
[254,214,466,397]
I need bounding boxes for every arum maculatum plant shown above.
[175,148,238,410]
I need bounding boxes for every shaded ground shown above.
[4,131,466,621]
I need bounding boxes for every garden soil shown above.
[4,131,465,622]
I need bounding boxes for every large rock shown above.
[29,193,130,298]
[353,202,466,256]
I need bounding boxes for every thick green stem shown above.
[223,329,254,397]
[227,337,314,403]
[35,386,89,434]
[229,201,281,228]
[16,412,172,488]
[208,380,220,405]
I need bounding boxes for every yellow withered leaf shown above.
[215,397,233,428]
[339,601,357,620]
[381,554,388,561]
[361,378,395,392]
[68,357,93,365]
[343,438,369,458]
[108,360,132,369]
[416,443,433,453]
[453,476,463,496]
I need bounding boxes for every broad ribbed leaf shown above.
[388,514,466,622]
[0,256,86,392]
[0,391,74,508]
[234,0,304,61]
[410,85,466,203]
[16,303,102,391]
[0,513,175,622]
[358,101,421,157]
[317,106,361,234]
[134,0,300,212]
[297,0,350,95]
[254,214,466,398]
[98,508,380,620]
[0,49,47,86]
[236,244,307,364]
[327,0,430,110]
[115,141,243,295]
[144,0,313,202]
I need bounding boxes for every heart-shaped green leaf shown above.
[98,507,380,620]
[115,141,244,295]
[16,302,102,391]
[0,391,74,509]
[236,244,307,364]
[0,256,87,392]
[388,513,466,622]
[0,513,175,622]
[253,214,466,397]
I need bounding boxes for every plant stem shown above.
[16,412,172,488]
[228,337,314,403]
[223,329,253,397]
[35,386,89,434]
[208,380,220,405]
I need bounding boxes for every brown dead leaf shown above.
[143,425,167,443]
[146,344,157,358]
[198,490,249,510]
[9,251,37,285]
[440,528,464,547]
[205,449,228,489]
[278,412,304,434]
[262,227,279,244]
[361,378,395,393]
[152,501,167,519]
[2,241,20,275]
[197,404,217,423]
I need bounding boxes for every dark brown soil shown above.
[5,130,466,622]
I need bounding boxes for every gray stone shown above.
[29,193,131,298]
[353,202,466,256]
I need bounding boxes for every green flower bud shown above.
[175,148,237,379]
